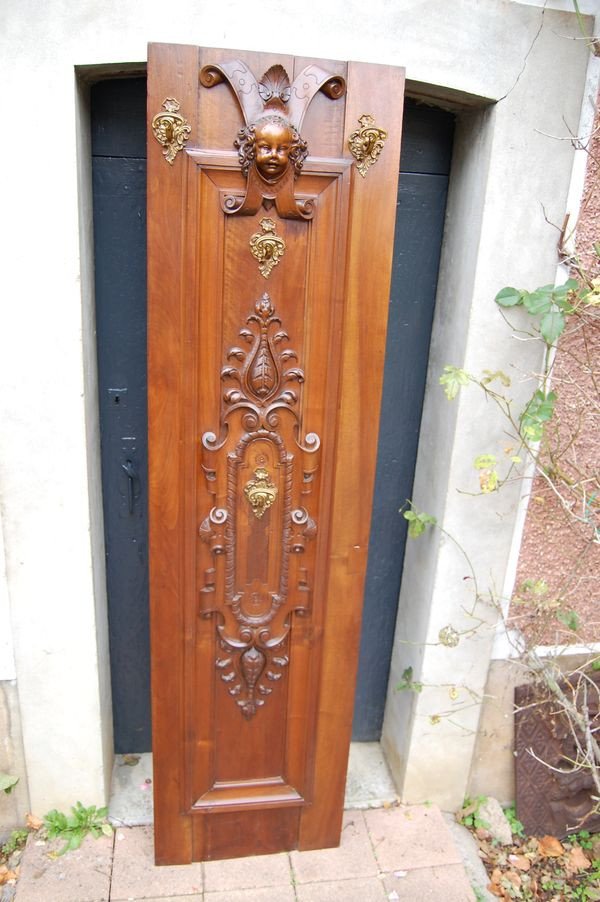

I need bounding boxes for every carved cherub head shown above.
[235,113,308,183]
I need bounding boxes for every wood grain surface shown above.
[148,42,404,863]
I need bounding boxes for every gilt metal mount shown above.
[348,114,388,178]
[249,218,286,278]
[151,98,191,164]
[244,467,278,519]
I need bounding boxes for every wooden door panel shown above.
[148,42,404,864]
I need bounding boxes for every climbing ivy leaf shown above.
[540,309,565,345]
[403,508,437,538]
[520,390,557,441]
[397,666,423,693]
[0,773,19,794]
[556,609,580,632]
[495,287,523,307]
[439,365,470,400]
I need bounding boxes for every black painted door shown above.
[91,77,454,751]
[92,78,150,752]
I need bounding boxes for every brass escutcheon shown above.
[244,467,278,519]
[249,218,286,278]
[151,98,191,164]
[348,114,388,178]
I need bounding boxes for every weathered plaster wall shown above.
[0,0,593,817]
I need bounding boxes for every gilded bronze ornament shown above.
[244,467,278,519]
[151,98,191,164]
[249,218,286,278]
[348,114,388,178]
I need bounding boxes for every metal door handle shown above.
[121,460,137,514]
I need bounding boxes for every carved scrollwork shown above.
[249,218,286,278]
[200,59,346,219]
[199,294,320,719]
[151,98,191,164]
[348,114,388,178]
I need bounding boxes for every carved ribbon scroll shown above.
[199,294,319,719]
[200,60,346,219]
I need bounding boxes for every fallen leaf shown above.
[538,835,564,858]
[504,870,521,889]
[121,754,140,767]
[0,868,17,885]
[565,845,591,875]
[26,812,43,831]
[490,867,503,885]
[487,882,504,898]
[509,853,531,871]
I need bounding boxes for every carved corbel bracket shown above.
[200,60,346,219]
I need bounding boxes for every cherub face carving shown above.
[235,114,308,184]
[254,119,293,181]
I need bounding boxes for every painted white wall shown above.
[0,0,593,813]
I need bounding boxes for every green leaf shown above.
[520,390,557,441]
[474,454,497,470]
[495,287,523,307]
[556,609,580,632]
[397,666,423,693]
[591,659,600,672]
[439,365,470,400]
[540,308,565,345]
[0,773,19,794]
[523,291,553,316]
[101,822,114,837]
[481,370,511,387]
[403,508,437,538]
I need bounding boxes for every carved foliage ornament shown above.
[199,294,319,719]
[348,114,388,178]
[200,59,346,219]
[151,98,192,164]
[249,218,286,279]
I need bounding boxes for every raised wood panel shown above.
[148,42,403,863]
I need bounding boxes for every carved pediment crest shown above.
[200,59,346,219]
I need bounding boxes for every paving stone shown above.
[110,826,203,899]
[364,804,463,872]
[291,811,379,883]
[15,833,113,902]
[203,850,291,892]
[295,876,387,901]
[205,886,296,901]
[382,863,476,900]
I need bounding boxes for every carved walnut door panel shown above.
[148,43,404,864]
